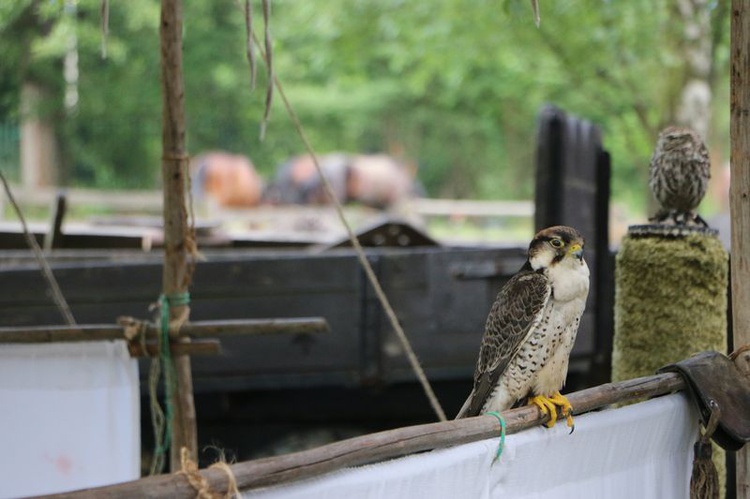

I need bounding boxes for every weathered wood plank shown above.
[731,0,750,496]
[127,339,221,357]
[411,198,534,218]
[0,318,329,343]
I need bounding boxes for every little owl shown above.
[648,126,711,226]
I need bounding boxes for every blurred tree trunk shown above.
[644,0,721,215]
[14,1,63,188]
[672,0,715,139]
[20,81,58,188]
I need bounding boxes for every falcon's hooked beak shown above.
[568,243,584,261]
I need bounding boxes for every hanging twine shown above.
[0,171,76,326]
[100,0,109,58]
[117,314,169,474]
[227,4,447,421]
[247,36,447,422]
[149,350,166,475]
[179,447,241,499]
[149,292,190,474]
[690,399,720,499]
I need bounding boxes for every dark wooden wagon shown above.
[0,106,613,461]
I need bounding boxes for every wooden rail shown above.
[0,318,329,344]
[1,190,532,220]
[411,198,534,218]
[0,186,163,213]
[46,372,685,498]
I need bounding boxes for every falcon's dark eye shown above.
[550,238,564,248]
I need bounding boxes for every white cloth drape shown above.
[0,341,140,498]
[245,393,698,499]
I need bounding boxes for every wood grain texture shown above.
[159,0,197,469]
[731,1,750,496]
[0,318,329,343]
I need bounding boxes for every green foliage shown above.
[0,0,731,207]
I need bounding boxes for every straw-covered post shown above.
[612,226,728,493]
[612,226,728,382]
[159,0,197,470]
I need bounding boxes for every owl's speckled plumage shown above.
[455,226,590,420]
[649,126,711,226]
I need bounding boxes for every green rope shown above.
[165,292,191,307]
[148,355,165,475]
[486,411,506,462]
[151,292,190,473]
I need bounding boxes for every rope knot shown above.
[178,447,240,499]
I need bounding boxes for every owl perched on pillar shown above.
[648,126,711,226]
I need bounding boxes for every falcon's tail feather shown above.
[454,391,476,419]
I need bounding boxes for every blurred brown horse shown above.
[191,151,264,208]
[264,153,421,209]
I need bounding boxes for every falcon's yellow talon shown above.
[528,391,575,430]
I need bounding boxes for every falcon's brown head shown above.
[527,225,585,271]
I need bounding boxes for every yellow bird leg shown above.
[547,391,575,432]
[528,395,558,427]
[528,391,575,431]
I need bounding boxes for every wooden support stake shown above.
[731,1,750,496]
[159,0,196,470]
[45,373,685,498]
[43,191,66,251]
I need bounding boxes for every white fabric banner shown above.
[0,341,140,498]
[246,393,698,499]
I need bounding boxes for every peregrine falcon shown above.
[455,226,590,429]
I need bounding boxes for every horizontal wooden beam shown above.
[411,198,534,218]
[0,317,330,344]
[126,339,221,358]
[47,372,685,498]
[0,186,163,212]
[179,318,330,338]
[1,188,534,220]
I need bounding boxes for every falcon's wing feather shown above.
[459,270,550,418]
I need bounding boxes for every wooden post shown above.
[159,0,197,470]
[731,1,750,496]
[43,191,67,251]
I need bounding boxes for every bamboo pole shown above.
[45,372,685,498]
[0,318,330,343]
[731,1,750,496]
[159,0,196,470]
